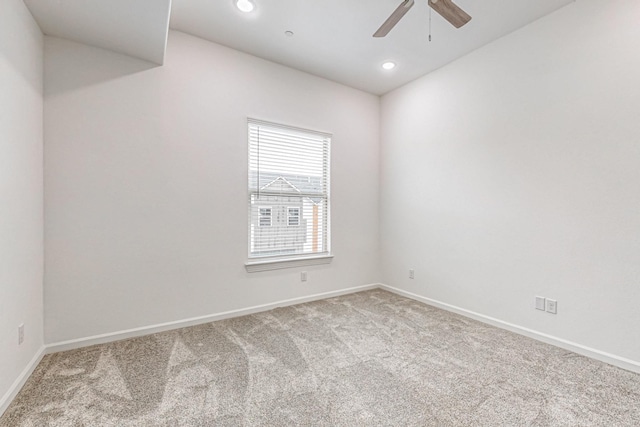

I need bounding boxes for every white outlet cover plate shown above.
[535,296,546,311]
[546,299,558,314]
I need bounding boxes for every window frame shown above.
[245,119,333,272]
[258,207,272,227]
[287,207,300,227]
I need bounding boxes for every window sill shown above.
[245,254,333,272]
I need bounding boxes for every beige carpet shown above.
[1,289,639,426]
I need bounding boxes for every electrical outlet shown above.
[535,296,546,311]
[301,271,307,282]
[18,324,24,345]
[409,269,415,279]
[546,299,557,314]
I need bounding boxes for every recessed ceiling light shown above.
[382,61,396,70]
[236,0,255,13]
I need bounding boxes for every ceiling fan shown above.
[373,0,471,37]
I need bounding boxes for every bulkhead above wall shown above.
[23,0,171,65]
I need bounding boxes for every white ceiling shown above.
[23,0,171,65]
[170,0,574,95]
[23,0,573,94]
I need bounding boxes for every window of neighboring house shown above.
[288,208,300,226]
[259,207,272,227]
[247,119,331,266]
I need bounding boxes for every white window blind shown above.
[248,119,330,260]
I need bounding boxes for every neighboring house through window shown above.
[248,119,331,261]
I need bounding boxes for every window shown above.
[248,119,331,265]
[287,208,300,227]
[259,207,272,227]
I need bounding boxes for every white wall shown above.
[44,31,380,343]
[0,0,44,409]
[381,0,640,365]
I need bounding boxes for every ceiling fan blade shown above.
[373,0,415,37]
[428,0,471,28]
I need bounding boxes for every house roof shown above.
[250,171,324,204]
[250,171,323,193]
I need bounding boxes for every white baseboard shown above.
[0,345,45,418]
[380,284,640,374]
[46,284,380,354]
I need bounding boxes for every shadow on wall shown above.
[44,37,159,97]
